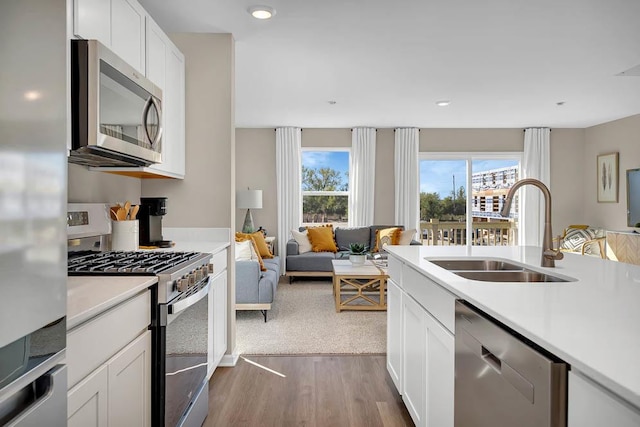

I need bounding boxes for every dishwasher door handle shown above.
[481,346,502,373]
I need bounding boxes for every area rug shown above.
[235,279,387,355]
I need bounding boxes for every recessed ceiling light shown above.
[556,101,566,106]
[328,100,336,105]
[248,5,276,20]
[436,100,450,107]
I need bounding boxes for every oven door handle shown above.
[167,277,211,315]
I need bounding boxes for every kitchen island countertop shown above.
[385,244,640,409]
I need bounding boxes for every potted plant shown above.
[348,242,369,265]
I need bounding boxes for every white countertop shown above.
[385,245,640,409]
[67,276,157,330]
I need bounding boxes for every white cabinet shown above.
[568,371,640,427]
[73,0,146,74]
[67,290,152,427]
[145,26,185,179]
[73,0,110,46]
[386,278,403,392]
[402,294,427,425]
[207,249,228,377]
[388,256,455,427]
[108,330,152,427]
[68,365,108,427]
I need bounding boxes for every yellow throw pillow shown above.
[235,234,266,271]
[373,227,401,252]
[235,232,273,259]
[307,225,338,253]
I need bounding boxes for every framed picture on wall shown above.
[597,152,619,203]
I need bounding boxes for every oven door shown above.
[163,276,211,427]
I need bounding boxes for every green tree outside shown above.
[302,166,349,223]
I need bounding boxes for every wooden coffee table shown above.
[331,259,388,312]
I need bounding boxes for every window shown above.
[419,153,521,246]
[301,149,350,226]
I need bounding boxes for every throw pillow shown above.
[236,232,273,259]
[235,240,253,261]
[235,234,266,271]
[307,225,338,253]
[398,229,417,245]
[373,227,401,252]
[291,229,312,253]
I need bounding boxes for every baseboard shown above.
[219,350,240,367]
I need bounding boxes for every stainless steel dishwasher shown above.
[454,301,568,427]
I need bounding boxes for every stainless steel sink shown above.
[453,270,572,283]
[429,259,524,271]
[427,258,576,283]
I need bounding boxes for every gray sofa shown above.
[286,225,420,280]
[236,255,281,322]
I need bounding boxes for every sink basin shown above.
[429,259,524,271]
[452,270,573,283]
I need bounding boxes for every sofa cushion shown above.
[236,231,273,259]
[334,227,371,252]
[286,251,336,272]
[369,225,405,250]
[307,226,338,253]
[373,227,402,252]
[398,229,417,245]
[291,229,312,253]
[262,256,281,275]
[235,240,253,261]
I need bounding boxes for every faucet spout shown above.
[501,178,563,267]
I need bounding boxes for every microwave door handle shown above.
[142,96,162,149]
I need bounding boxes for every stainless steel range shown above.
[68,203,212,427]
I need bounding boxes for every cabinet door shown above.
[424,311,454,427]
[111,0,145,74]
[68,365,108,427]
[73,0,111,45]
[387,278,403,393]
[208,272,228,376]
[108,330,152,427]
[402,295,426,427]
[569,371,640,427]
[145,16,166,89]
[147,40,185,178]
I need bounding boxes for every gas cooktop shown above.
[68,251,208,276]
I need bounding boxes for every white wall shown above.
[583,114,640,230]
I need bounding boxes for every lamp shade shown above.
[237,190,263,209]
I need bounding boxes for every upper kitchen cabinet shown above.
[73,0,146,75]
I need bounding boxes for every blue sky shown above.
[420,159,519,197]
[302,151,350,186]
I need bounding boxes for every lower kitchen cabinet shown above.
[568,371,640,427]
[207,248,228,377]
[388,258,455,427]
[386,278,403,392]
[67,290,152,427]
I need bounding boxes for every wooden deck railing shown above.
[420,220,517,246]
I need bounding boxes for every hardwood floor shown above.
[205,355,414,426]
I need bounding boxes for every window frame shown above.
[419,151,523,247]
[301,147,351,226]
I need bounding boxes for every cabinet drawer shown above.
[211,249,228,275]
[403,264,456,333]
[67,290,151,389]
[388,255,403,287]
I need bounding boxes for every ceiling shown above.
[139,0,640,129]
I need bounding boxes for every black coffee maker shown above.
[139,197,172,247]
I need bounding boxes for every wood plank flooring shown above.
[205,355,414,427]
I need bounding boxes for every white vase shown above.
[349,254,366,265]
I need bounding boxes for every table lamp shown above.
[237,189,263,233]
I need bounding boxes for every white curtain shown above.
[349,128,376,227]
[276,127,302,273]
[521,128,551,247]
[394,128,420,233]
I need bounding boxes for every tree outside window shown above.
[301,150,349,226]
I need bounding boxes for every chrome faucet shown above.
[500,178,563,267]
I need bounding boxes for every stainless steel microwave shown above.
[70,39,162,167]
